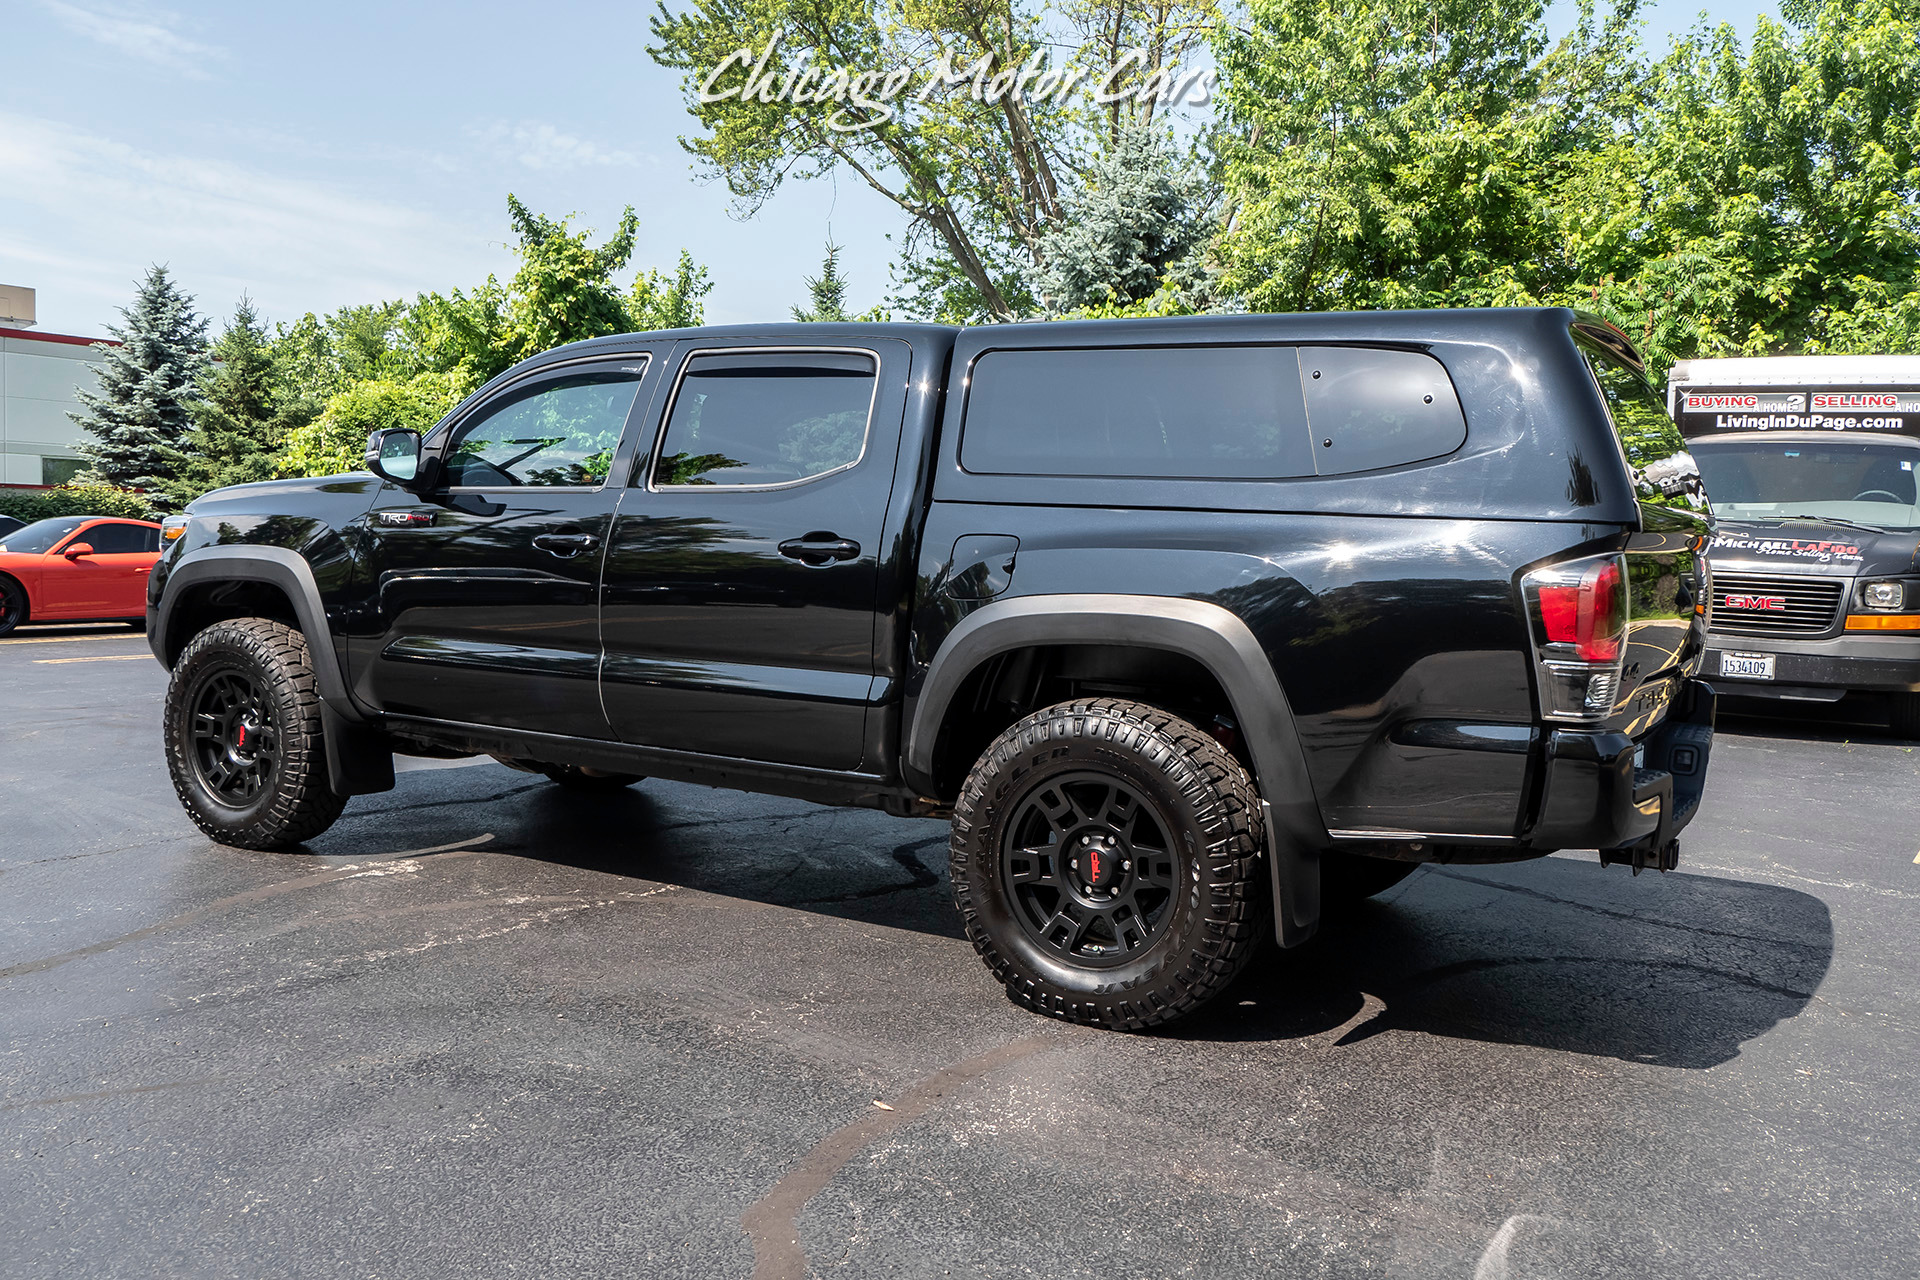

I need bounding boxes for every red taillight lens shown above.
[1521,552,1631,721]
[1536,559,1624,662]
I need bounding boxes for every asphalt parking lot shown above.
[2,625,1916,1279]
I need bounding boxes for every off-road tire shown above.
[165,617,348,849]
[950,698,1267,1030]
[1890,691,1920,740]
[0,575,26,637]
[1322,852,1417,904]
[537,764,645,791]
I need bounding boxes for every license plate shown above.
[1719,651,1775,680]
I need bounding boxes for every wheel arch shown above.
[154,546,363,724]
[906,593,1328,945]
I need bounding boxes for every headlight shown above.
[1863,581,1905,611]
[160,514,191,543]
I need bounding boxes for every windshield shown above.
[0,516,89,555]
[1691,438,1920,531]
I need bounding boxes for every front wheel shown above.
[164,618,348,849]
[0,576,26,637]
[950,699,1267,1031]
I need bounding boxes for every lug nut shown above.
[1121,860,1131,871]
[1069,858,1078,869]
[1081,835,1092,845]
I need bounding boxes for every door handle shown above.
[778,534,860,566]
[532,532,601,559]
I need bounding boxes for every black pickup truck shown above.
[148,309,1718,1029]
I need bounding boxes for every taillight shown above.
[1522,552,1629,720]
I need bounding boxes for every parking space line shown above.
[33,654,154,665]
[1,634,149,646]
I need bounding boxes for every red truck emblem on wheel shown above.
[1724,594,1787,611]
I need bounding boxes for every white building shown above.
[0,285,110,487]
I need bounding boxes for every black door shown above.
[356,356,659,736]
[599,341,910,770]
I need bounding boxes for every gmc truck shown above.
[148,309,1718,1029]
[1670,355,1920,736]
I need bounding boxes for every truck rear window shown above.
[960,345,1464,479]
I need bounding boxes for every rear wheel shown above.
[0,576,26,637]
[1891,691,1920,740]
[537,764,644,791]
[164,618,347,849]
[950,698,1267,1031]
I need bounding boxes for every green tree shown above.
[70,265,209,502]
[629,249,715,330]
[792,242,852,321]
[648,0,1217,322]
[503,194,640,359]
[277,373,465,479]
[172,297,288,503]
[1030,123,1217,315]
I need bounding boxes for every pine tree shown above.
[173,297,287,503]
[792,242,852,322]
[791,242,887,322]
[1028,126,1216,317]
[71,265,209,500]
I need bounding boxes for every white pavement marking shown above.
[33,654,153,664]
[0,633,149,646]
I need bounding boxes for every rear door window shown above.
[960,344,1466,479]
[649,350,877,488]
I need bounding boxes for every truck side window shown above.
[961,345,1315,478]
[650,350,876,488]
[1297,347,1467,474]
[1573,329,1702,507]
[444,368,645,488]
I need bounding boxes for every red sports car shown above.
[0,516,162,636]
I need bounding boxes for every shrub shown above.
[277,372,464,478]
[0,484,166,524]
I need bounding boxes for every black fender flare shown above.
[905,593,1328,946]
[152,545,364,724]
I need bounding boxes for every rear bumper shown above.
[1705,631,1920,699]
[1527,678,1716,864]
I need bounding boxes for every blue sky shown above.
[2,0,1778,339]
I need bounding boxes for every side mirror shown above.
[63,542,95,559]
[365,428,426,490]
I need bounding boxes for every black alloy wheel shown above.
[951,698,1268,1030]
[186,666,279,806]
[999,772,1181,966]
[164,617,348,849]
[0,576,26,637]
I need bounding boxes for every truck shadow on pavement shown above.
[343,768,1834,1072]
[1181,857,1834,1070]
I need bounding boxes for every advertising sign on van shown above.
[1675,387,1920,437]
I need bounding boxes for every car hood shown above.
[186,472,382,513]
[1706,517,1920,577]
